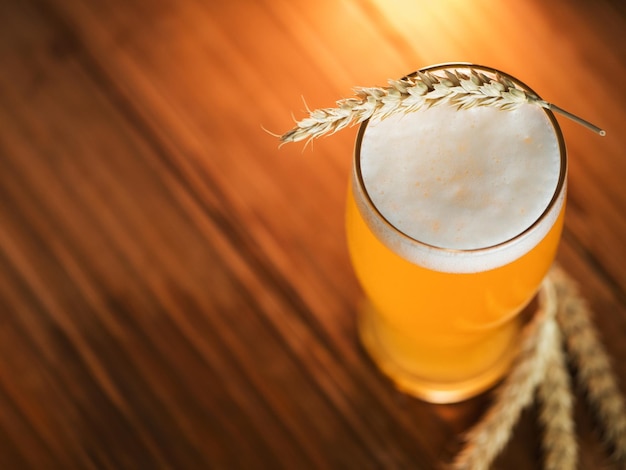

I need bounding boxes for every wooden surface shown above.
[1,0,625,468]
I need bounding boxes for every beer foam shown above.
[355,97,565,273]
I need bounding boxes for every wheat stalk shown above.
[280,67,605,145]
[537,313,577,470]
[551,266,626,465]
[450,276,558,470]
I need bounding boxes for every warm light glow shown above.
[367,0,479,60]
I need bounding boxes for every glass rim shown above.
[353,62,568,258]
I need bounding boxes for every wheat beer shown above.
[346,64,566,403]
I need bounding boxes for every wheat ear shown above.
[450,277,558,470]
[537,313,577,470]
[552,266,626,464]
[280,68,605,145]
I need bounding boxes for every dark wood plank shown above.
[0,1,400,468]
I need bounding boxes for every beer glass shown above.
[346,63,567,403]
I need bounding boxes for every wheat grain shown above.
[552,266,626,466]
[537,314,577,470]
[280,67,604,145]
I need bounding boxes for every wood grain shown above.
[0,0,625,468]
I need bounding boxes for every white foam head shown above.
[353,67,566,273]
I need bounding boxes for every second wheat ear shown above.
[451,267,626,470]
[279,68,605,146]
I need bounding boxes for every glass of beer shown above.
[346,63,567,403]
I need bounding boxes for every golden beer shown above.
[346,64,567,403]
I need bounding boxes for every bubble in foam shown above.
[356,97,564,273]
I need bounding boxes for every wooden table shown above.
[1,0,625,468]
